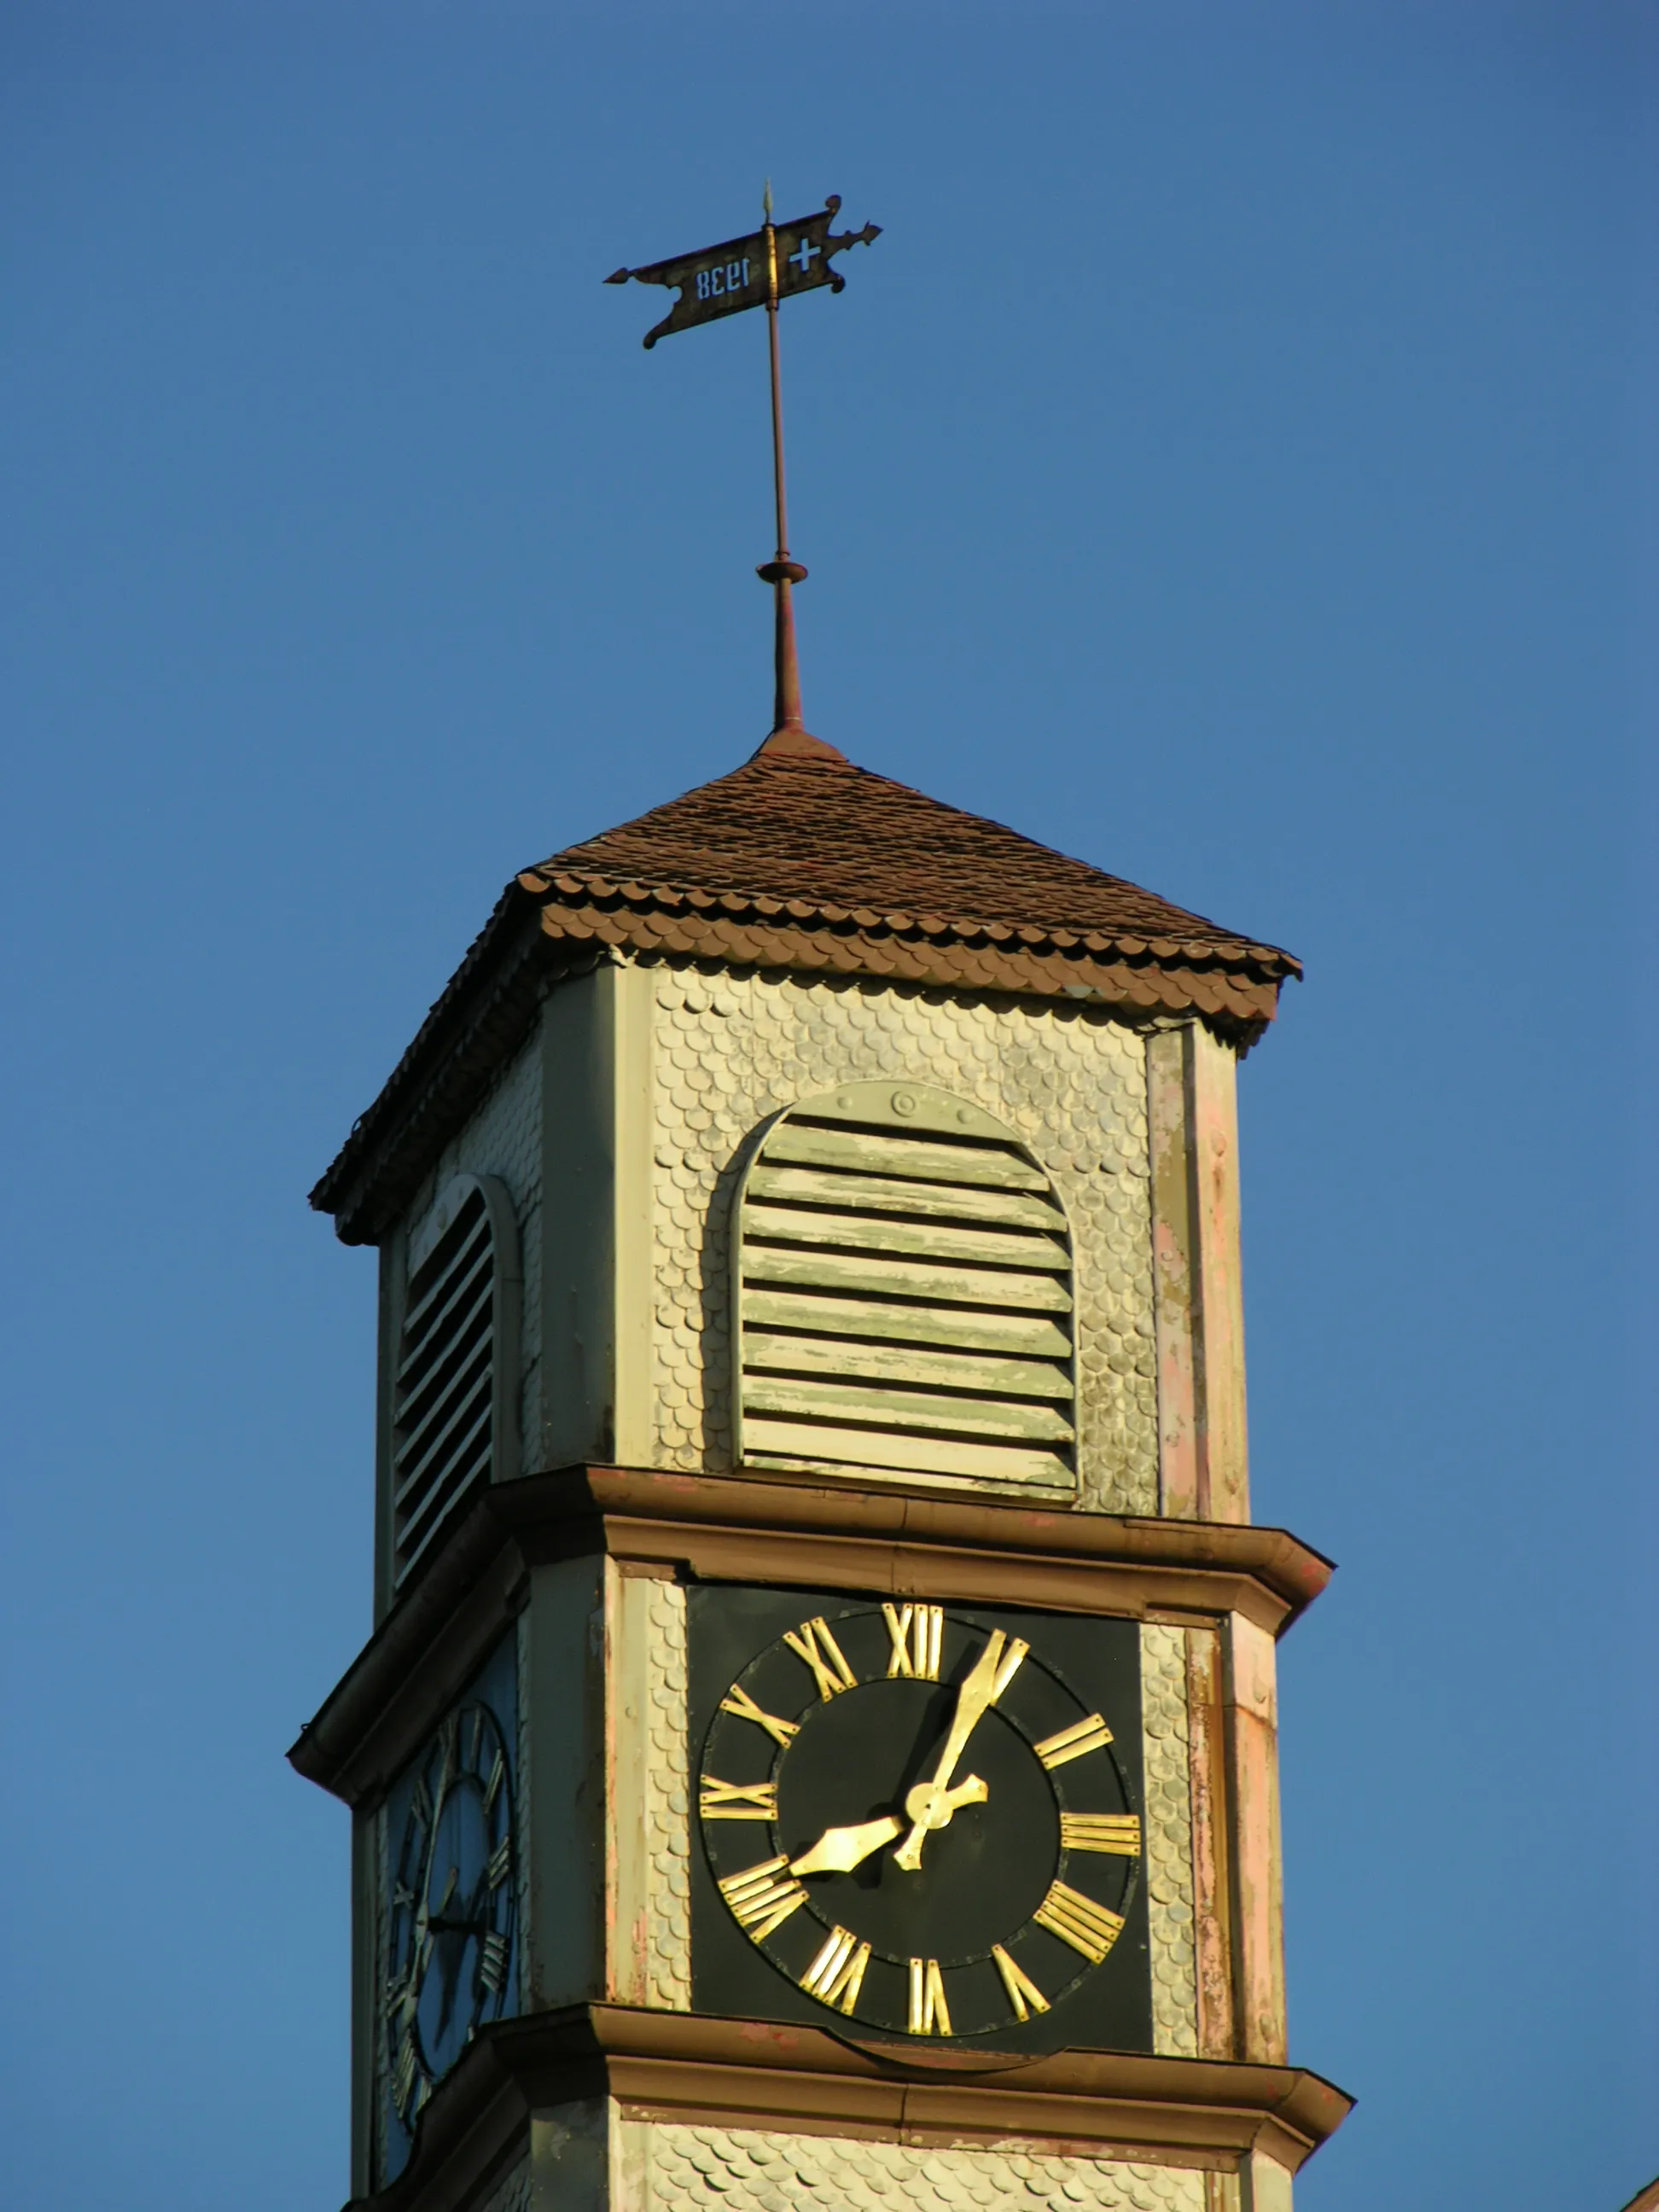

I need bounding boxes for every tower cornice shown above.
[341,2003,1353,2212]
[288,1464,1333,1812]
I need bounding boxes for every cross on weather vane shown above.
[607,189,882,754]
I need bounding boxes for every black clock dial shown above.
[693,1596,1146,2045]
[383,1698,515,2128]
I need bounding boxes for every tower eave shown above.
[310,750,1300,1245]
[336,2003,1353,2212]
[309,899,1292,1245]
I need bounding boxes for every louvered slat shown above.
[396,1237,492,1386]
[742,1330,1072,1402]
[743,1375,1074,1442]
[393,1331,493,1505]
[736,1086,1076,1495]
[744,1205,1068,1272]
[763,1123,1050,1190]
[398,1409,492,1549]
[393,1184,498,1582]
[393,1280,493,1443]
[741,1243,1072,1313]
[399,1208,490,1341]
[742,1288,1072,1359]
[747,1419,1073,1489]
[747,1163,1068,1231]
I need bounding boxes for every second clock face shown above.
[690,1588,1151,2050]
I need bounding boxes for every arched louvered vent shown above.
[733,1083,1075,1494]
[392,1173,520,1585]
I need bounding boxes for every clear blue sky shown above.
[3,6,1654,2208]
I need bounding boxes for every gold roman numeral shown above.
[482,1749,506,1816]
[907,1956,952,2036]
[1033,1713,1114,1769]
[718,1855,808,1941]
[486,1834,512,1889]
[992,1943,1051,2023]
[1033,1880,1125,1964]
[984,1630,1030,1702]
[479,1930,509,1995]
[1059,1813,1141,1856]
[719,1681,801,1746]
[410,1773,434,1828]
[883,1602,943,1680]
[393,2028,419,2110]
[800,1925,870,2015]
[699,1775,778,1821]
[783,1616,859,1702]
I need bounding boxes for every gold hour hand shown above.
[790,1814,903,1877]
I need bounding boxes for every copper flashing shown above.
[288,1463,1334,1809]
[349,2004,1353,2212]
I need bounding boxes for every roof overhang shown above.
[311,871,1296,1244]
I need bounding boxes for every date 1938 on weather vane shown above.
[606,189,882,748]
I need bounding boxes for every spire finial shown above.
[605,192,879,761]
[755,189,813,743]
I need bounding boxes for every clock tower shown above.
[291,719,1352,2212]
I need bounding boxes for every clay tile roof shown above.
[521,751,1289,963]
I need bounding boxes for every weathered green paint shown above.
[749,1418,1073,1487]
[746,1202,1068,1272]
[742,1330,1073,1402]
[742,1287,1072,1359]
[742,1373,1074,1441]
[748,1161,1066,1231]
[741,1243,1074,1312]
[763,1123,1049,1191]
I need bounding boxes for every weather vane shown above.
[607,188,882,751]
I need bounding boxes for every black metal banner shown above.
[606,195,881,348]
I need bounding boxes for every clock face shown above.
[690,1588,1150,2050]
[382,1696,516,2137]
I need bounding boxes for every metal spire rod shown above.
[756,180,809,737]
[606,185,879,752]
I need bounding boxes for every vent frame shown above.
[731,1081,1078,1499]
[388,1171,521,1589]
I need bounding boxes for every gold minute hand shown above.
[891,1630,1028,1872]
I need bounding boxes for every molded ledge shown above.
[290,1463,1334,1808]
[351,2005,1353,2212]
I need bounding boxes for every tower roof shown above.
[530,746,1290,965]
[312,745,1298,1240]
